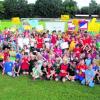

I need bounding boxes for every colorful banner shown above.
[68,22,75,31]
[12,17,21,24]
[61,15,70,21]
[28,20,38,28]
[45,22,65,32]
[24,25,31,30]
[72,19,79,26]
[79,21,88,30]
[36,25,44,32]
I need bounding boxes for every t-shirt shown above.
[37,37,43,49]
[23,38,29,46]
[93,66,99,71]
[4,61,13,73]
[68,64,75,76]
[85,69,95,82]
[17,37,23,48]
[85,58,92,66]
[16,53,22,60]
[14,62,21,68]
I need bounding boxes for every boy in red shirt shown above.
[3,48,10,61]
[74,45,81,58]
[55,59,68,82]
[51,31,58,45]
[36,34,43,49]
[75,59,87,81]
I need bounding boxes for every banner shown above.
[79,21,88,30]
[28,20,38,28]
[68,22,75,31]
[91,18,97,23]
[72,19,79,26]
[60,42,69,49]
[88,23,100,33]
[45,22,65,32]
[61,15,70,21]
[12,17,21,24]
[24,25,31,30]
[36,25,44,32]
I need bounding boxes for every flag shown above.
[68,22,75,30]
[79,21,88,30]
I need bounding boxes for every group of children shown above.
[0,28,100,87]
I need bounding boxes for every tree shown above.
[27,3,35,18]
[89,0,98,15]
[34,0,63,18]
[0,1,5,19]
[4,0,28,18]
[81,7,89,14]
[63,0,78,17]
[97,4,100,17]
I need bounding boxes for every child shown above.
[36,34,43,50]
[3,48,10,61]
[55,59,68,82]
[9,47,16,63]
[69,37,76,51]
[46,62,55,80]
[85,54,92,67]
[81,64,95,87]
[75,59,87,82]
[21,53,29,75]
[51,31,58,45]
[41,62,48,79]
[0,49,4,68]
[67,61,76,82]
[29,55,37,75]
[32,62,43,80]
[92,62,100,84]
[2,57,14,77]
[73,44,81,58]
[14,59,21,76]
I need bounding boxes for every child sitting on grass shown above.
[32,62,43,80]
[67,61,76,82]
[55,59,68,82]
[21,53,29,75]
[81,64,95,87]
[75,59,87,82]
[2,57,14,77]
[14,59,21,77]
[46,62,55,80]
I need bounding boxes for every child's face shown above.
[48,63,52,68]
[81,60,84,65]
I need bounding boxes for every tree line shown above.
[0,0,100,19]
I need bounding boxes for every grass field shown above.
[0,74,100,100]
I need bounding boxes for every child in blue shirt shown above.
[2,57,14,77]
[81,64,95,87]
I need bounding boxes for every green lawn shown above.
[0,74,100,100]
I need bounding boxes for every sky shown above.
[28,0,100,8]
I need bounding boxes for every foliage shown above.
[81,7,89,14]
[63,0,78,17]
[89,0,98,15]
[34,0,63,18]
[0,0,100,18]
[0,1,5,19]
